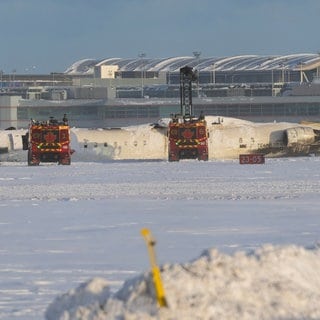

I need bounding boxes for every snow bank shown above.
[45,278,111,320]
[46,244,320,320]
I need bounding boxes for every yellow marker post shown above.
[140,228,168,307]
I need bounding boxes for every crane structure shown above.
[168,66,209,161]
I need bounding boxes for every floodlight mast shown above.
[179,66,197,118]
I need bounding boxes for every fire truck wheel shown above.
[168,155,179,162]
[59,155,71,165]
[28,150,40,166]
[198,155,209,161]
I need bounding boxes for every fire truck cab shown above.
[168,115,208,161]
[23,115,73,166]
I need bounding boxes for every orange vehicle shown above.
[168,117,208,161]
[168,66,208,161]
[23,115,73,165]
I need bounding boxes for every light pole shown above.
[271,69,274,96]
[212,63,217,85]
[299,62,304,83]
[280,59,288,83]
[278,63,284,83]
[193,51,201,97]
[0,70,3,89]
[138,52,146,98]
[11,69,16,88]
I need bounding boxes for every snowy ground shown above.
[0,157,320,319]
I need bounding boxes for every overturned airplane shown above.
[70,116,320,161]
[1,116,320,162]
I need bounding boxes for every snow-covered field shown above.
[0,157,320,319]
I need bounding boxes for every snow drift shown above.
[46,244,320,320]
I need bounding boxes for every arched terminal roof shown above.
[65,54,320,75]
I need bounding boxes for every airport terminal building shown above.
[2,53,320,128]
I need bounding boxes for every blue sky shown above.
[0,0,319,74]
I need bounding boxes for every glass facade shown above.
[17,99,320,128]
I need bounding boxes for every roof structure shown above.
[65,54,320,75]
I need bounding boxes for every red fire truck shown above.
[23,115,73,165]
[168,66,208,161]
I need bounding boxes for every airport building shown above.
[2,54,320,128]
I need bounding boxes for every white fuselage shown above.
[1,116,318,161]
